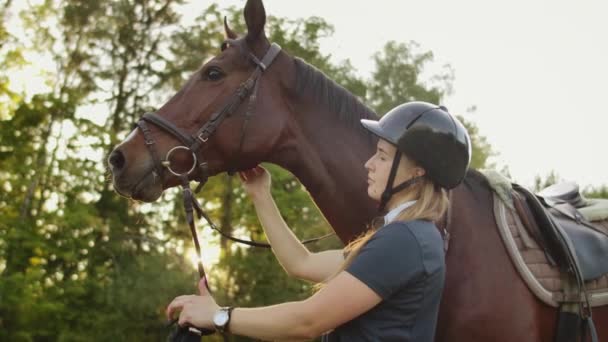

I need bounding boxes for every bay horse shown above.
[108,0,607,340]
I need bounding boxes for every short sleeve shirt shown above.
[322,220,445,342]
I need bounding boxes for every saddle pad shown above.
[493,193,608,307]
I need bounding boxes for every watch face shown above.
[213,310,229,326]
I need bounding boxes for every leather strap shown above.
[137,120,165,179]
[142,112,195,146]
[379,151,424,212]
[141,42,333,340]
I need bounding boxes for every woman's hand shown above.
[166,278,220,330]
[239,165,271,199]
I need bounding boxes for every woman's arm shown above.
[251,191,344,282]
[228,271,382,340]
[167,271,382,341]
[242,167,344,282]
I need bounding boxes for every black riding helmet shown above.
[361,101,471,211]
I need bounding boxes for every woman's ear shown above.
[414,167,426,178]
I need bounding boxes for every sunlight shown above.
[186,245,221,271]
[185,226,222,270]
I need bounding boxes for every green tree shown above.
[584,186,608,199]
[458,107,495,170]
[0,1,499,341]
[368,40,451,115]
[369,41,494,169]
[0,1,195,340]
[533,171,561,192]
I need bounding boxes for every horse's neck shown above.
[268,95,378,243]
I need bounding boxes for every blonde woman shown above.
[166,101,471,341]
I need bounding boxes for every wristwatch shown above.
[213,307,234,333]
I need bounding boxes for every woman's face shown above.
[364,139,423,202]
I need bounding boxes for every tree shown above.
[0,1,499,340]
[368,40,451,115]
[584,186,608,199]
[533,171,561,192]
[369,41,494,170]
[0,1,195,340]
[457,106,496,170]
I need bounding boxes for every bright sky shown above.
[180,0,608,189]
[7,0,607,189]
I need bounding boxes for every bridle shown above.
[135,40,333,339]
[137,40,282,187]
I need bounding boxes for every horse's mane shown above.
[293,58,378,141]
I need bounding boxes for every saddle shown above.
[512,183,608,282]
[479,169,608,341]
[497,180,608,342]
[538,181,588,208]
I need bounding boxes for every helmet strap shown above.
[379,152,423,212]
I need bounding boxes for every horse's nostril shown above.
[108,149,126,171]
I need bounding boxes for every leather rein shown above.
[135,41,333,337]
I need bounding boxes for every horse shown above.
[107,0,608,340]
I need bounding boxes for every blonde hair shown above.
[315,171,448,290]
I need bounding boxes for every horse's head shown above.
[108,0,290,202]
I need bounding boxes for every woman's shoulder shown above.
[373,220,440,251]
[380,220,445,271]
[381,220,440,240]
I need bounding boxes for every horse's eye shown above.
[204,67,224,81]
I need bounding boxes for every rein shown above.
[135,41,333,339]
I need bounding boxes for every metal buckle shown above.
[163,146,198,177]
[188,327,202,336]
[197,132,209,143]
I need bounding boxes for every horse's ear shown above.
[224,16,237,39]
[244,0,266,43]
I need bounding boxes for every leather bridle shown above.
[135,40,333,339]
[137,40,282,188]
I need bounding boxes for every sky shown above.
[178,0,607,189]
[6,0,607,189]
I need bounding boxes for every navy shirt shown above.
[322,220,445,341]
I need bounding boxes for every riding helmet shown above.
[361,101,471,189]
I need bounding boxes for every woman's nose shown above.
[364,157,373,172]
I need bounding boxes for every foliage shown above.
[0,1,508,341]
[584,186,608,199]
[457,107,495,170]
[533,170,562,192]
[368,41,493,169]
[368,40,452,115]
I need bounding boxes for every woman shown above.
[166,101,471,341]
